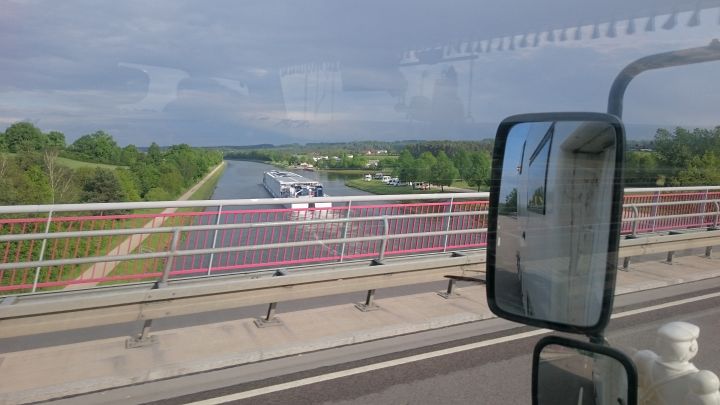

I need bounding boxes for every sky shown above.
[1,0,720,146]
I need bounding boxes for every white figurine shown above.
[634,321,720,405]
[685,371,720,405]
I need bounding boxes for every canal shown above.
[210,160,373,201]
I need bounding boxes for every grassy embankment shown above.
[100,163,227,284]
[345,178,482,195]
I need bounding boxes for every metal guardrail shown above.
[0,187,719,295]
[0,194,489,294]
[1,227,718,342]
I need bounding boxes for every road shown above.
[49,273,720,405]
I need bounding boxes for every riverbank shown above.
[345,179,477,195]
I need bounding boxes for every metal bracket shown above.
[254,302,283,327]
[355,289,380,312]
[438,278,460,299]
[125,319,157,349]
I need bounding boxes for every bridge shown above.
[1,186,720,402]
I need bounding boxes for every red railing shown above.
[1,187,719,294]
[0,200,488,293]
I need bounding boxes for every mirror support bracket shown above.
[608,39,720,118]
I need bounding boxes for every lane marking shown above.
[610,290,720,319]
[188,290,720,404]
[186,329,549,404]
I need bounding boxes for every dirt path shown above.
[64,162,226,289]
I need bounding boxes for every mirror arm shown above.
[607,38,720,118]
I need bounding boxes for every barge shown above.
[263,170,331,208]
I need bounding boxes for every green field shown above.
[1,152,124,170]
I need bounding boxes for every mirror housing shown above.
[486,112,624,334]
[533,335,637,405]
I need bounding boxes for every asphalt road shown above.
[51,275,720,405]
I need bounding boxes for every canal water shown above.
[210,160,373,201]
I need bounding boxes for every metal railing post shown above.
[442,197,455,253]
[372,216,389,265]
[207,204,223,275]
[712,201,720,230]
[355,289,379,312]
[630,206,640,238]
[158,228,181,288]
[651,190,660,232]
[438,278,459,299]
[254,269,286,327]
[339,201,352,263]
[31,210,53,293]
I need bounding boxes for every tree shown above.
[70,131,121,164]
[454,149,473,183]
[673,152,720,186]
[120,144,142,166]
[416,152,437,184]
[80,168,126,203]
[3,122,46,153]
[46,131,66,150]
[431,151,459,191]
[147,142,163,165]
[395,149,417,182]
[114,168,141,202]
[625,151,660,187]
[466,151,491,191]
[43,149,75,203]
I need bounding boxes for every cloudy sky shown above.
[2,0,720,146]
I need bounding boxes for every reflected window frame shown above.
[486,111,626,336]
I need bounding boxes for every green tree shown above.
[3,122,46,153]
[625,151,660,187]
[114,168,141,202]
[70,131,122,164]
[453,149,473,183]
[80,168,127,203]
[416,152,437,184]
[673,152,720,186]
[147,142,163,165]
[395,150,417,182]
[120,144,142,166]
[466,151,491,191]
[46,131,66,150]
[431,151,459,191]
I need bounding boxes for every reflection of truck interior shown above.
[514,121,616,326]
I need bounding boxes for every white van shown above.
[382,176,392,184]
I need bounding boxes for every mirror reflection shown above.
[536,342,632,405]
[494,120,618,327]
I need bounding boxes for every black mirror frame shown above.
[532,335,638,405]
[486,112,625,335]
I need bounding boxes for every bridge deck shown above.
[2,250,719,403]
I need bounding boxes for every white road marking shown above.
[186,329,549,404]
[610,290,720,319]
[188,291,720,404]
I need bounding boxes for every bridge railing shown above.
[0,194,489,294]
[1,186,719,296]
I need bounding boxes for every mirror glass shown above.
[492,119,619,328]
[535,341,634,405]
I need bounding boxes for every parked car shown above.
[363,174,372,181]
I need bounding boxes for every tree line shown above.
[394,148,491,191]
[0,122,223,206]
[625,126,720,187]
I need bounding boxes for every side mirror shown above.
[533,336,637,405]
[486,112,624,334]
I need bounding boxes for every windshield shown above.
[1,1,720,404]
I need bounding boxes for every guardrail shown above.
[0,194,489,294]
[0,186,719,295]
[1,228,718,344]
